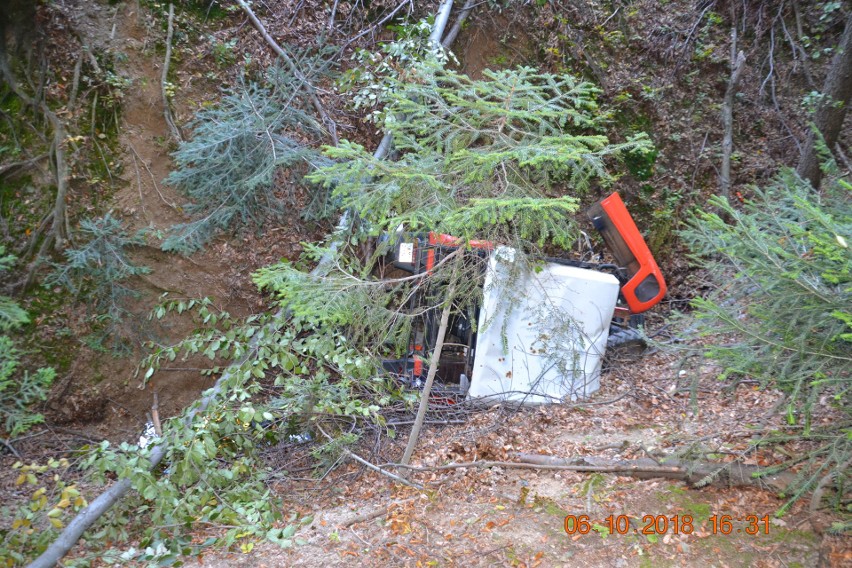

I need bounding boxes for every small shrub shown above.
[45,213,149,352]
[0,336,55,437]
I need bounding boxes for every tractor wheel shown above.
[606,327,646,350]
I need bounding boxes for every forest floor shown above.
[2,0,850,566]
[180,347,849,568]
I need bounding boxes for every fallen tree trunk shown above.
[441,0,475,50]
[27,3,462,566]
[384,453,796,494]
[515,453,796,493]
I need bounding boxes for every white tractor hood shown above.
[467,247,620,405]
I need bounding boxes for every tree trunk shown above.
[721,36,746,202]
[797,14,852,190]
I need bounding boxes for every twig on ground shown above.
[1,438,21,459]
[125,142,178,210]
[809,456,852,519]
[316,423,424,490]
[128,145,150,222]
[341,497,417,527]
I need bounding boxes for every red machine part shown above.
[426,233,494,271]
[590,192,667,313]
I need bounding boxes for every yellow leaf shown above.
[49,517,64,529]
[47,508,63,518]
[74,497,86,508]
[32,488,46,499]
[15,474,26,486]
[240,542,254,554]
[57,498,71,509]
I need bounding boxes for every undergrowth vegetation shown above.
[0,247,55,438]
[4,0,852,565]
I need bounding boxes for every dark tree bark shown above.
[797,14,852,190]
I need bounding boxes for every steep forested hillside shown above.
[0,1,849,566]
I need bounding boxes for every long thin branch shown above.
[126,141,178,210]
[345,448,424,490]
[67,50,83,110]
[0,153,48,177]
[382,453,796,491]
[400,249,462,466]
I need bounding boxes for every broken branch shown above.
[151,392,162,437]
[382,453,796,493]
[235,0,338,146]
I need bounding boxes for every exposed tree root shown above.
[0,47,71,254]
[161,3,182,143]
